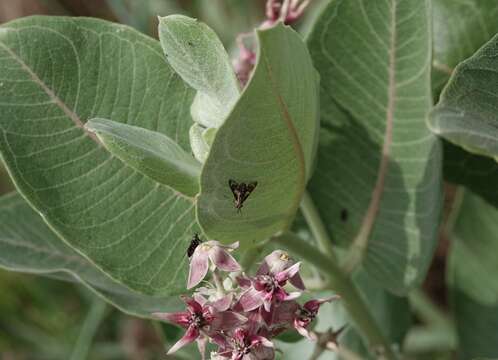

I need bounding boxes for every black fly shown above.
[187,233,202,258]
[228,179,258,213]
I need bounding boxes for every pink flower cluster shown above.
[153,241,338,359]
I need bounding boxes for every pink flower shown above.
[293,296,339,340]
[188,241,241,289]
[216,328,274,360]
[153,296,246,355]
[257,250,305,291]
[239,262,302,312]
[261,0,311,28]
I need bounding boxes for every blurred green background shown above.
[0,1,329,359]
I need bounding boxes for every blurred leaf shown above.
[86,118,201,196]
[0,16,198,295]
[443,141,498,208]
[197,23,319,247]
[307,0,442,294]
[158,15,240,128]
[0,192,183,318]
[429,33,498,160]
[432,0,498,97]
[448,190,498,358]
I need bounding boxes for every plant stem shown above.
[300,191,336,260]
[70,297,107,360]
[273,232,396,360]
[212,268,226,297]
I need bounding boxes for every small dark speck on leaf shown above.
[187,41,194,46]
[340,209,348,222]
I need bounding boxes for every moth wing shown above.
[228,179,240,199]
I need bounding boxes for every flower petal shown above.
[239,288,264,312]
[303,296,340,313]
[209,247,241,272]
[197,336,208,360]
[182,295,204,314]
[152,311,190,327]
[187,248,210,289]
[167,325,199,354]
[282,291,301,302]
[275,262,301,283]
[289,272,306,290]
[211,310,247,331]
[211,293,233,311]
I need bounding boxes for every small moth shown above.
[187,233,202,258]
[228,179,258,213]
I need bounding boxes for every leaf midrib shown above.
[261,50,306,224]
[0,37,195,203]
[0,39,100,144]
[346,0,397,268]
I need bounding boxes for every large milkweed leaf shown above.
[429,33,498,160]
[432,0,498,97]
[0,192,183,318]
[158,15,240,128]
[85,118,201,197]
[196,23,319,247]
[307,0,442,294]
[0,16,198,295]
[448,190,498,358]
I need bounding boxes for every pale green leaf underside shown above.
[86,118,201,197]
[432,0,498,95]
[449,191,498,358]
[307,0,441,294]
[158,15,240,128]
[0,192,183,318]
[429,33,498,160]
[197,23,319,247]
[0,17,198,295]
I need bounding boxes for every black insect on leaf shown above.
[228,179,258,213]
[340,209,348,222]
[187,233,202,258]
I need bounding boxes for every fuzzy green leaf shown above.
[0,192,183,318]
[196,23,319,247]
[429,33,498,160]
[432,0,498,97]
[306,0,442,294]
[86,118,201,197]
[158,15,240,128]
[0,17,198,295]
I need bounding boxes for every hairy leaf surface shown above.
[0,17,197,295]
[86,118,201,197]
[307,0,442,294]
[158,15,240,128]
[197,23,319,247]
[0,193,183,318]
[429,33,498,160]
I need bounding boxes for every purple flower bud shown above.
[293,296,339,340]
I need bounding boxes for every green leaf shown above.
[85,118,201,197]
[189,123,217,163]
[432,0,498,97]
[0,16,198,295]
[444,141,498,208]
[0,192,183,318]
[429,33,498,160]
[158,15,240,128]
[448,190,498,358]
[307,0,442,294]
[197,23,319,247]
